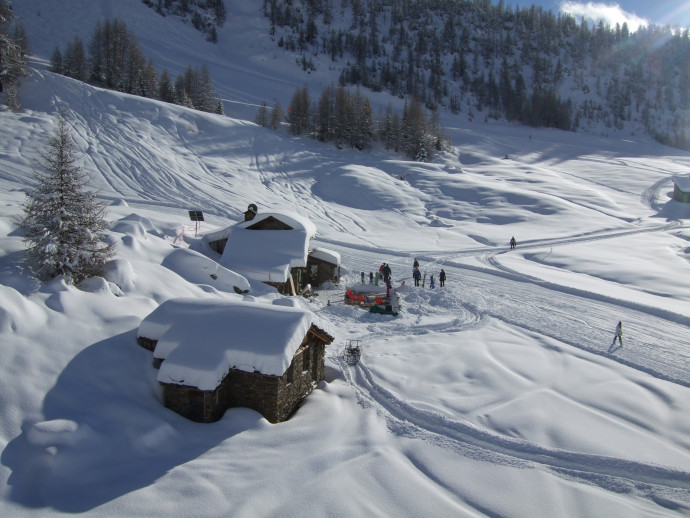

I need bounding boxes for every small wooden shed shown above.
[673,176,690,203]
[293,247,341,289]
[137,297,334,423]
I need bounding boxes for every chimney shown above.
[244,203,258,222]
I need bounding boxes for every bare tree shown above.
[270,100,283,129]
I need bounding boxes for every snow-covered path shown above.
[336,356,690,503]
[318,234,690,388]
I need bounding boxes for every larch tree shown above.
[20,117,115,284]
[270,100,283,129]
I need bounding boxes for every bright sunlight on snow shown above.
[2,1,690,517]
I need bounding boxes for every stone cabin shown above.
[137,297,334,423]
[673,176,690,203]
[204,205,340,295]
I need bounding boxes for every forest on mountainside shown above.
[264,0,690,150]
[141,0,227,42]
[49,18,224,115]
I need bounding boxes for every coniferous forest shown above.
[4,0,690,152]
[48,18,224,115]
[261,0,690,150]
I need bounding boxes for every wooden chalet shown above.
[137,298,334,424]
[205,205,340,295]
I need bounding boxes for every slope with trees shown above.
[49,18,223,114]
[267,83,450,161]
[141,0,227,43]
[264,0,690,150]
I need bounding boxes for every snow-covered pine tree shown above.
[20,117,115,284]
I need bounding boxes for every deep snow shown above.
[2,1,690,516]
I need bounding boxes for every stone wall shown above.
[142,325,332,423]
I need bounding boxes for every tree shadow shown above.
[1,329,264,512]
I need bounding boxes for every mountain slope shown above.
[1,2,690,517]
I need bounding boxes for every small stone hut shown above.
[137,297,334,423]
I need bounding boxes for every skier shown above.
[430,274,435,289]
[510,236,517,250]
[439,269,446,287]
[413,267,422,287]
[385,276,392,298]
[413,258,419,268]
[612,321,623,347]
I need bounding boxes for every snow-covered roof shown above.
[214,212,317,282]
[309,247,341,265]
[237,211,317,234]
[673,176,690,192]
[137,297,333,390]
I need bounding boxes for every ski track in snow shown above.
[332,355,690,509]
[319,219,690,388]
[316,212,690,507]
[322,229,690,508]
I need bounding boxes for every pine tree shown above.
[198,64,219,112]
[19,117,115,284]
[50,46,63,74]
[158,69,176,103]
[141,59,159,99]
[255,101,269,127]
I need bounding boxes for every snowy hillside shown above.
[2,1,690,517]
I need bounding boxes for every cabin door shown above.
[188,391,205,422]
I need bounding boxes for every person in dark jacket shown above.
[413,258,419,268]
[439,269,446,287]
[510,236,517,250]
[413,267,421,286]
[382,263,392,283]
[612,321,623,347]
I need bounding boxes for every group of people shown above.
[378,259,625,352]
[373,259,446,292]
[412,258,445,288]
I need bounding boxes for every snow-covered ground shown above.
[2,1,690,516]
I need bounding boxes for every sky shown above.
[2,1,690,516]
[507,1,690,30]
